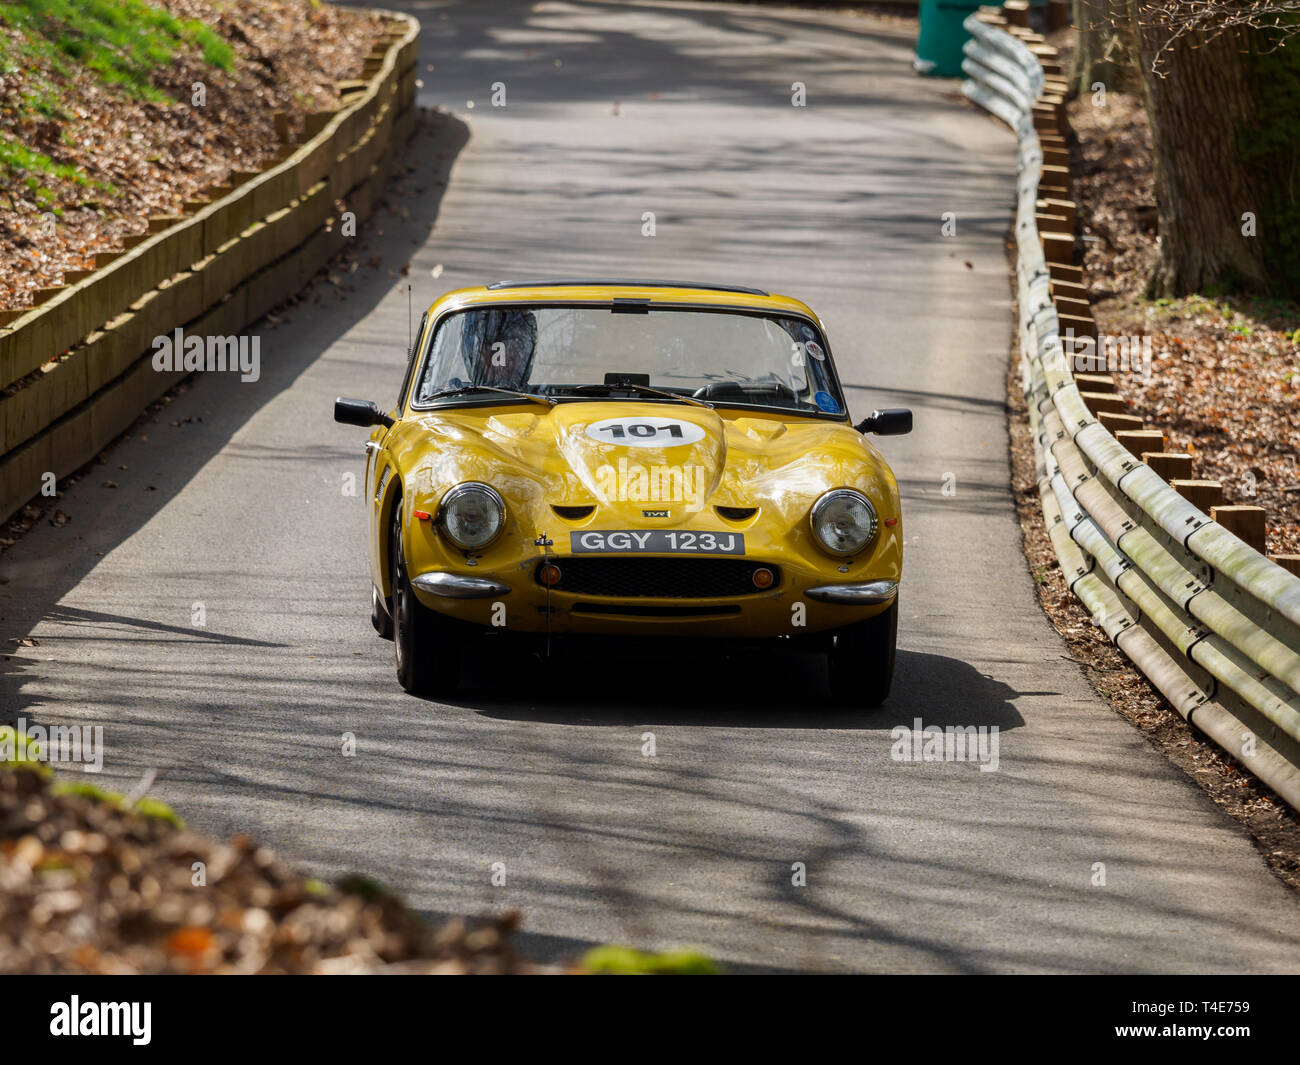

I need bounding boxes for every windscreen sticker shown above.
[813,390,840,413]
[804,340,825,361]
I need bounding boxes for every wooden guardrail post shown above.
[1054,294,1092,319]
[1073,372,1115,393]
[1098,411,1144,433]
[1040,197,1076,229]
[1038,164,1071,197]
[1172,479,1226,511]
[1211,505,1268,554]
[1142,452,1194,481]
[1041,232,1075,264]
[1047,262,1084,284]
[1050,277,1088,304]
[1115,429,1166,459]
[1079,390,1128,417]
[1057,311,1097,345]
[1002,0,1030,26]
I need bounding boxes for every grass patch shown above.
[0,0,234,105]
[0,724,51,775]
[337,874,389,900]
[51,780,186,829]
[0,0,227,200]
[3,725,184,828]
[0,134,103,210]
[1146,293,1300,335]
[580,945,723,975]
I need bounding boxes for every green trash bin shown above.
[915,0,993,78]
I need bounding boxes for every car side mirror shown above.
[334,397,395,428]
[854,408,912,436]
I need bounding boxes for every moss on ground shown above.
[0,0,235,198]
[580,945,723,975]
[1,725,184,827]
[0,0,232,104]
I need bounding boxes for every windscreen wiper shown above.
[554,382,713,409]
[426,384,555,407]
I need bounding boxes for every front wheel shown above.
[391,512,459,696]
[827,597,897,708]
[371,585,394,640]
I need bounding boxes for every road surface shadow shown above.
[454,646,1028,730]
[0,111,469,725]
[410,908,798,973]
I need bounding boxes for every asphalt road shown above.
[3,0,1298,972]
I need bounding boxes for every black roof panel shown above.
[486,278,770,297]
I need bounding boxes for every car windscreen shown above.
[410,304,846,416]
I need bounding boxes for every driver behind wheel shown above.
[470,308,537,390]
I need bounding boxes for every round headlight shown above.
[438,483,505,550]
[810,489,878,557]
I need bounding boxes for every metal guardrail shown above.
[961,13,1300,809]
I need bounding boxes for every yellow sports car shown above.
[334,280,910,705]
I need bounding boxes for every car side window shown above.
[397,311,429,411]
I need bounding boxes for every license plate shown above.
[569,531,745,555]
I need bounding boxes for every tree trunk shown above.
[1070,0,1138,97]
[1129,6,1275,295]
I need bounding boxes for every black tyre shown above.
[390,511,459,696]
[828,597,897,708]
[371,585,394,640]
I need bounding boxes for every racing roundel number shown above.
[585,416,706,447]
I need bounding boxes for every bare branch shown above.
[1107,1,1300,75]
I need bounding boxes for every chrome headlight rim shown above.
[809,488,878,558]
[436,482,506,551]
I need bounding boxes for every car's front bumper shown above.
[805,580,898,605]
[411,572,511,598]
[409,558,898,637]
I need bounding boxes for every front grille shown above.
[537,557,778,598]
[573,603,742,617]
